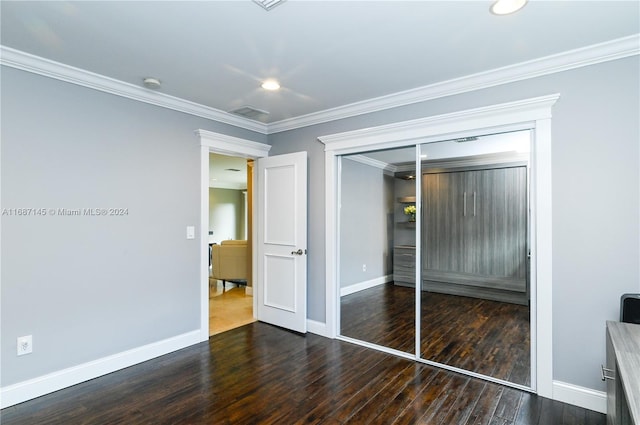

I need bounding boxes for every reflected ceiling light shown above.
[253,0,286,11]
[261,79,281,91]
[490,0,527,15]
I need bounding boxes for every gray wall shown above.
[2,55,638,395]
[209,188,245,243]
[267,56,639,392]
[339,158,394,288]
[0,67,265,386]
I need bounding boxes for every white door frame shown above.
[196,130,271,341]
[319,94,559,399]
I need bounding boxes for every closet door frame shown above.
[320,94,558,398]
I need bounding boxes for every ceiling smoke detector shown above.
[253,0,286,11]
[142,77,161,90]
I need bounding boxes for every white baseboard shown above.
[340,274,392,297]
[0,330,202,409]
[307,319,329,337]
[552,380,606,414]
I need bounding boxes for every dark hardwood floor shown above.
[1,322,603,424]
[341,284,530,386]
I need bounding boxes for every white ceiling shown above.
[1,1,638,128]
[209,153,248,190]
[359,129,531,164]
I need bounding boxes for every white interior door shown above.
[257,152,307,333]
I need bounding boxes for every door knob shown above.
[291,249,305,255]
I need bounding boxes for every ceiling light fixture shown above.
[253,0,286,11]
[261,79,281,91]
[142,77,161,90]
[490,0,528,15]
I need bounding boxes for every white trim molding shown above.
[0,46,268,134]
[320,94,558,399]
[196,129,271,158]
[343,155,397,174]
[197,131,271,342]
[340,275,393,297]
[2,35,637,135]
[0,330,202,409]
[307,319,329,338]
[270,35,638,133]
[553,381,607,414]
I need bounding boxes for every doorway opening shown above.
[208,153,255,335]
[197,129,271,340]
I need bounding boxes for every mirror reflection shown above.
[339,146,416,354]
[339,131,532,387]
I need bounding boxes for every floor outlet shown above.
[17,335,33,356]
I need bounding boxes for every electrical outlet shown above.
[17,335,32,356]
[362,264,366,272]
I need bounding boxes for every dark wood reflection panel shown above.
[340,284,530,386]
[341,283,416,353]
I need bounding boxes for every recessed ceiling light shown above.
[261,79,281,91]
[420,154,428,158]
[490,0,527,15]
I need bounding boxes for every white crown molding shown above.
[344,154,397,174]
[0,46,268,134]
[209,181,247,190]
[2,35,637,136]
[269,34,640,134]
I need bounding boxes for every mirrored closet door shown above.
[418,132,532,387]
[338,130,533,389]
[339,146,416,355]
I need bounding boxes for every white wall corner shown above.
[307,319,329,338]
[552,380,607,414]
[0,330,202,409]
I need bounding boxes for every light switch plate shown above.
[186,226,195,240]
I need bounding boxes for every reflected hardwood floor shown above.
[0,322,603,425]
[209,279,255,336]
[341,283,530,386]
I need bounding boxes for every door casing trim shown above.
[319,94,559,398]
[197,130,271,341]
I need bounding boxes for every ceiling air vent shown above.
[229,106,270,123]
[454,137,479,143]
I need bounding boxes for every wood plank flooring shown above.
[1,322,603,425]
[341,284,530,386]
[209,280,255,336]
